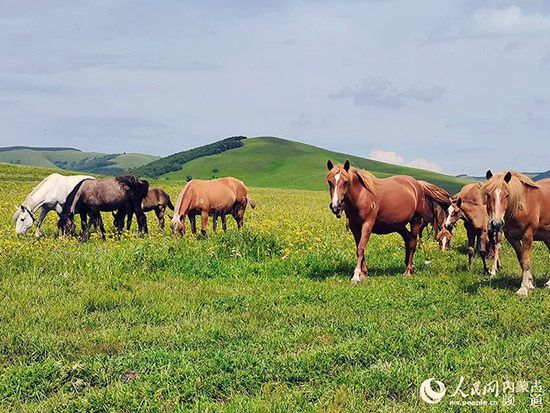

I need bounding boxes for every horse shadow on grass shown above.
[305,261,407,281]
[462,273,550,294]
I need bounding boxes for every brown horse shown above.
[417,188,450,251]
[443,183,501,274]
[59,176,149,241]
[483,171,550,295]
[114,188,174,231]
[327,160,451,281]
[171,177,254,236]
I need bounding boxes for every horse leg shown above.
[35,207,49,238]
[544,240,550,288]
[81,212,91,242]
[135,206,148,235]
[126,210,133,231]
[490,239,502,276]
[155,207,165,230]
[398,228,411,272]
[404,220,422,276]
[96,212,106,241]
[189,214,197,235]
[212,211,218,233]
[222,214,227,232]
[478,231,490,275]
[350,220,373,283]
[465,226,476,272]
[200,210,209,237]
[515,230,536,295]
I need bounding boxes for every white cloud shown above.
[465,6,550,37]
[369,149,442,173]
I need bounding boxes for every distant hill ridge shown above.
[146,136,472,193]
[534,170,550,181]
[0,146,158,175]
[0,146,81,152]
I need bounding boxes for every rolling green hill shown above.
[158,136,472,193]
[0,146,158,175]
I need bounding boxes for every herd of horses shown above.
[13,161,550,296]
[14,173,255,242]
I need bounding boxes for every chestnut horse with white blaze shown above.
[483,171,550,296]
[327,160,451,281]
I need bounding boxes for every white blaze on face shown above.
[441,236,447,250]
[444,205,454,226]
[331,173,340,208]
[494,188,504,221]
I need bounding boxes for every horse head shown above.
[326,160,352,218]
[14,205,34,235]
[444,198,463,230]
[484,170,512,231]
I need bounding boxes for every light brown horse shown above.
[327,160,451,281]
[171,177,254,236]
[443,183,501,274]
[483,171,550,295]
[114,188,174,231]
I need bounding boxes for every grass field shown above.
[0,163,548,411]
[161,137,472,194]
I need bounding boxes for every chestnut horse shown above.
[483,171,550,295]
[443,183,501,275]
[171,177,254,236]
[327,160,451,281]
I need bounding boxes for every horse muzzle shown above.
[329,202,343,218]
[490,219,505,231]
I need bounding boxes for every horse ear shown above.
[504,171,512,183]
[344,160,350,171]
[354,171,368,190]
[456,197,462,208]
[486,170,493,180]
[327,160,334,171]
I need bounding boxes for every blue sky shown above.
[0,0,549,175]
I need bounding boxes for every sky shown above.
[0,0,549,175]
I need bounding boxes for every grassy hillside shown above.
[534,170,550,181]
[161,137,472,193]
[0,162,548,411]
[0,147,158,175]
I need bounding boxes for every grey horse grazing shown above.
[14,173,95,238]
[58,176,149,241]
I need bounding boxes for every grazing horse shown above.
[482,171,550,296]
[326,160,451,281]
[171,177,254,236]
[59,176,149,241]
[417,188,450,251]
[113,188,174,231]
[443,183,501,275]
[14,173,95,237]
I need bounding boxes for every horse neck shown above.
[22,181,50,211]
[344,174,371,211]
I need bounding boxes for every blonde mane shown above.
[326,165,377,194]
[482,172,539,215]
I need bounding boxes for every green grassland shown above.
[161,137,472,194]
[0,147,158,175]
[0,163,548,411]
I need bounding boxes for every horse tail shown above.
[418,181,452,209]
[170,183,193,231]
[166,195,175,211]
[58,178,90,228]
[246,195,255,209]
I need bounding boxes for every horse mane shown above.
[58,178,91,227]
[326,166,377,194]
[482,171,539,215]
[116,175,149,199]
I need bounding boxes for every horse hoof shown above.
[490,270,496,276]
[403,271,411,277]
[516,287,530,296]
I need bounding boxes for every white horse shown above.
[14,173,95,237]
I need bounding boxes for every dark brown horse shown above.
[59,176,149,241]
[483,171,550,295]
[327,160,451,281]
[443,183,500,275]
[114,188,174,231]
